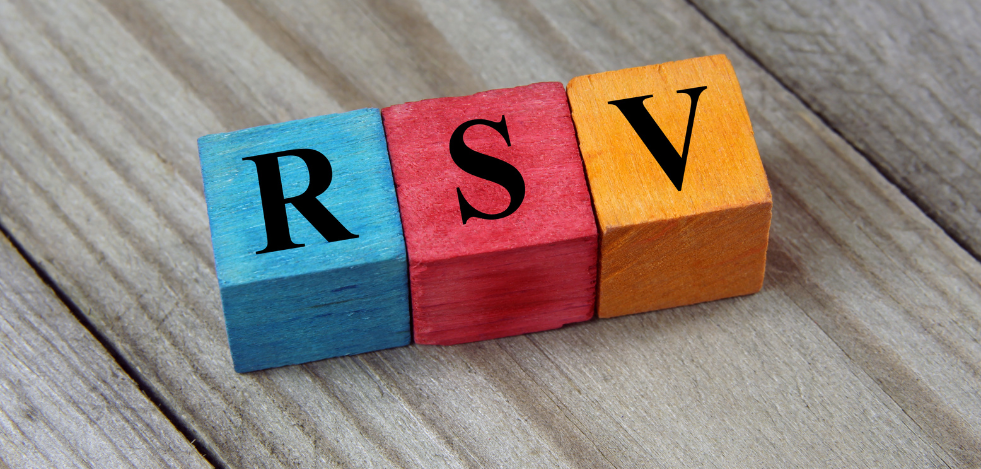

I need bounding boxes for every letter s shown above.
[449,116,525,224]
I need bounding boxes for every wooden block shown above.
[382,82,598,345]
[198,109,410,372]
[567,55,772,318]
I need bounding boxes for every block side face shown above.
[410,235,597,345]
[198,109,407,288]
[382,82,597,265]
[597,202,771,318]
[221,257,410,372]
[568,55,770,231]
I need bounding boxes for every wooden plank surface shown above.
[690,0,981,258]
[0,0,978,467]
[0,233,210,468]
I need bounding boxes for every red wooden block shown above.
[382,82,598,345]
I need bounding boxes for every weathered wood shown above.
[690,0,981,259]
[0,0,977,467]
[0,234,210,468]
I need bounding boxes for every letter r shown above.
[243,149,358,254]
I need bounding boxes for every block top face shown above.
[381,82,597,264]
[198,108,406,288]
[567,55,771,231]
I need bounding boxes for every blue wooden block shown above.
[198,108,410,372]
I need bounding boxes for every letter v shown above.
[609,86,707,191]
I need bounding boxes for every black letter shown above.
[609,86,707,191]
[242,149,357,254]
[449,116,525,224]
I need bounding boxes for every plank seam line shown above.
[684,2,974,462]
[0,222,226,469]
[682,0,981,263]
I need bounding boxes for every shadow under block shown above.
[198,109,410,372]
[567,55,772,319]
[382,82,598,345]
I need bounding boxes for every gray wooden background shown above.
[1,0,979,467]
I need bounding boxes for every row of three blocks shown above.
[198,55,772,372]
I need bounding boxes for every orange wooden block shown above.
[567,54,772,318]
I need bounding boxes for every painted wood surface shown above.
[690,0,981,259]
[0,0,978,467]
[199,109,410,372]
[382,82,597,345]
[0,233,210,468]
[568,56,771,318]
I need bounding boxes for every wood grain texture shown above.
[382,82,597,344]
[568,55,771,318]
[0,0,978,466]
[0,234,210,468]
[690,0,981,259]
[199,109,410,372]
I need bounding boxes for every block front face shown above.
[567,55,772,318]
[382,82,598,345]
[198,109,410,371]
